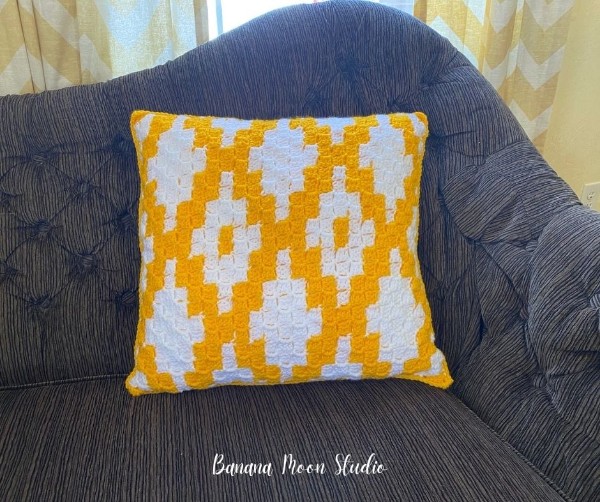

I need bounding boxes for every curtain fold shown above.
[0,0,209,96]
[414,0,575,152]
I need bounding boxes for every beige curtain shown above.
[0,0,208,96]
[414,0,575,152]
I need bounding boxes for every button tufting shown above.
[335,54,366,76]
[0,261,18,283]
[28,294,54,320]
[519,305,528,321]
[70,253,99,277]
[532,374,546,388]
[387,96,404,111]
[525,240,538,253]
[30,220,54,239]
[303,87,326,112]
[114,210,136,234]
[0,191,16,209]
[30,153,47,165]
[112,134,134,156]
[69,179,97,199]
[115,289,137,309]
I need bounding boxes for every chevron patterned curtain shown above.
[0,0,208,96]
[414,0,575,152]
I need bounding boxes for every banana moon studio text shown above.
[212,453,388,477]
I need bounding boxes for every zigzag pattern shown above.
[0,0,205,96]
[414,0,574,152]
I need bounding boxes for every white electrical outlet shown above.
[581,182,600,209]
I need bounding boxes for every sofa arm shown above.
[529,204,600,441]
[439,141,598,499]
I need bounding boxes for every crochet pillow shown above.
[126,111,452,395]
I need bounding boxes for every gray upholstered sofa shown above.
[0,1,598,500]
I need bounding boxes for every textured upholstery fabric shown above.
[0,1,597,500]
[0,378,566,502]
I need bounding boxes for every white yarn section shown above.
[248,119,318,221]
[147,259,205,392]
[213,343,255,385]
[321,336,363,380]
[190,171,261,314]
[367,249,423,374]
[306,166,375,307]
[250,249,322,383]
[359,114,411,223]
[145,115,207,232]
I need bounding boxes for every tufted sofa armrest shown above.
[525,205,600,499]
[529,205,600,438]
[442,143,598,500]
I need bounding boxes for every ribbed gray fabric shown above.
[0,1,597,500]
[0,378,568,502]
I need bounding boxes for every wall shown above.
[544,0,600,202]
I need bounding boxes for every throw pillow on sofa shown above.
[126,110,452,395]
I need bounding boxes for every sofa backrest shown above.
[0,0,575,385]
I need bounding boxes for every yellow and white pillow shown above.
[126,111,452,395]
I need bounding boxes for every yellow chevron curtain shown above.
[0,0,208,96]
[414,0,575,152]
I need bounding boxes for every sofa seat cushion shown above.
[0,378,565,501]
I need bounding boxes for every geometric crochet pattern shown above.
[126,111,452,395]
